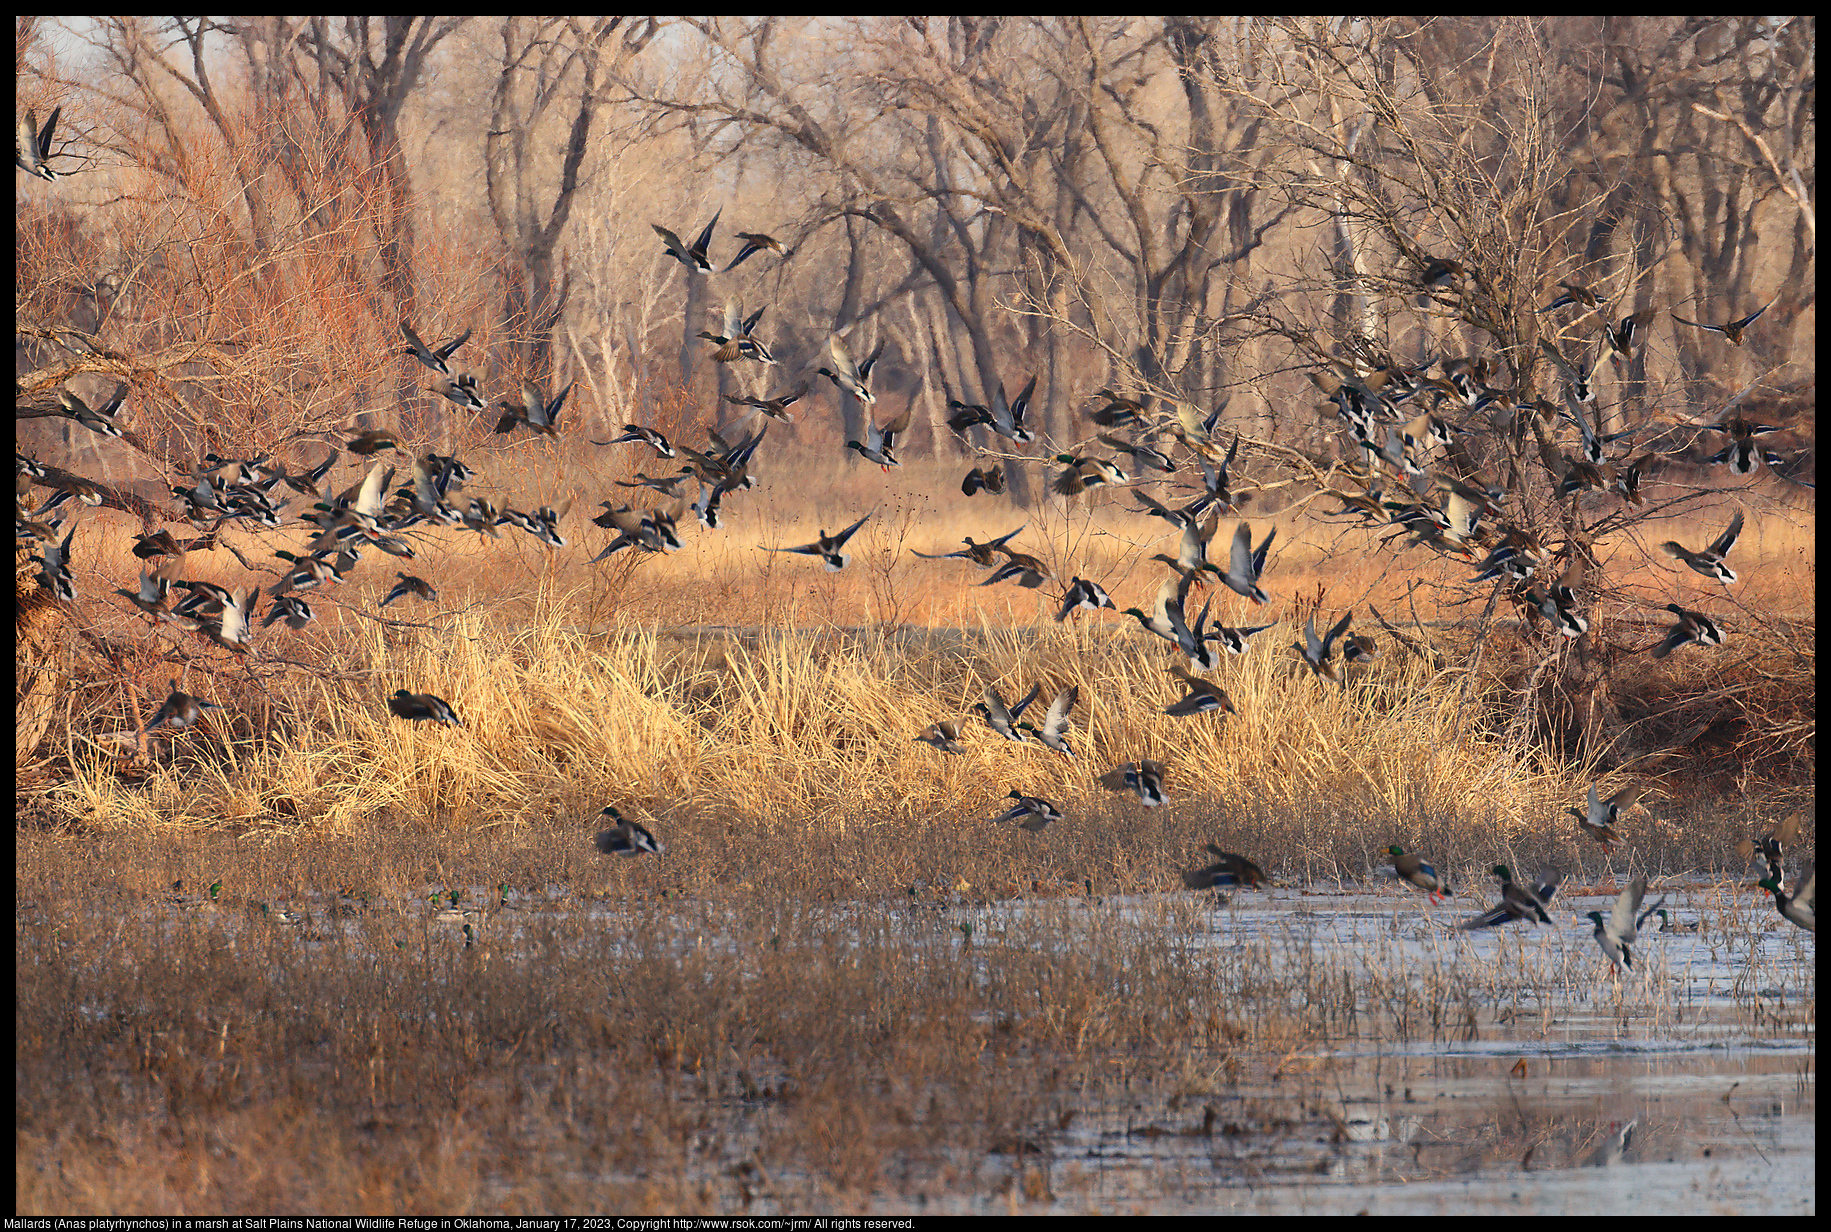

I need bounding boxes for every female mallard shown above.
[762,512,872,571]
[990,790,1062,832]
[1457,865,1560,929]
[593,806,662,856]
[1099,760,1165,808]
[1661,511,1744,586]
[1388,846,1449,903]
[1163,666,1234,718]
[388,690,460,725]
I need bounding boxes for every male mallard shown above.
[431,371,487,411]
[58,385,128,438]
[399,321,471,375]
[1098,432,1176,475]
[1584,875,1659,971]
[271,549,346,596]
[1457,865,1561,929]
[1151,511,1224,583]
[1653,908,1699,934]
[1758,867,1814,933]
[1670,293,1779,347]
[723,231,786,272]
[146,680,223,731]
[1522,572,1587,639]
[1650,603,1723,658]
[1218,521,1276,605]
[1295,610,1354,685]
[1736,812,1801,884]
[846,406,913,469]
[1182,846,1266,892]
[1055,577,1115,622]
[16,106,62,181]
[1163,665,1235,718]
[115,563,179,619]
[699,302,775,365]
[1099,760,1166,808]
[433,889,484,926]
[1162,580,1222,672]
[914,720,967,756]
[1121,573,1184,644]
[990,790,1062,832]
[972,684,1042,742]
[1389,846,1450,903]
[652,209,720,272]
[763,512,871,571]
[1210,620,1274,655]
[388,689,460,725]
[1567,784,1647,851]
[1661,511,1743,585]
[911,525,1027,568]
[593,805,663,856]
[382,573,438,607]
[817,333,884,406]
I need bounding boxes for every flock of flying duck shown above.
[16,135,1812,946]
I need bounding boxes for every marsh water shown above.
[115,879,1814,1214]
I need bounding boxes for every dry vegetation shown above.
[16,15,1814,1215]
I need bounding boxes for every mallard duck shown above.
[972,684,1042,742]
[652,210,720,272]
[399,322,471,375]
[1099,760,1166,807]
[1419,257,1466,289]
[1653,908,1699,934]
[1195,433,1251,512]
[1055,577,1115,622]
[494,379,573,437]
[1670,293,1778,347]
[1758,867,1814,933]
[846,406,913,469]
[432,889,484,926]
[146,680,223,731]
[961,463,1005,496]
[169,879,226,912]
[1537,280,1601,314]
[1163,666,1234,717]
[1567,784,1647,851]
[724,383,807,423]
[1162,579,1222,672]
[914,720,967,755]
[1051,454,1128,496]
[1021,685,1077,757]
[1098,432,1175,475]
[1151,510,1224,582]
[1389,846,1449,903]
[817,333,884,406]
[16,106,62,181]
[1210,621,1274,655]
[201,586,257,653]
[1457,865,1561,929]
[1088,389,1146,430]
[271,549,346,596]
[1295,610,1354,685]
[1585,875,1662,971]
[1602,309,1656,366]
[1182,846,1266,892]
[1133,488,1218,529]
[602,424,675,458]
[764,512,871,571]
[1218,521,1275,605]
[990,790,1062,832]
[261,595,315,630]
[1399,411,1452,455]
[978,545,1052,589]
[699,302,775,365]
[381,573,437,607]
[1736,812,1801,884]
[723,231,785,272]
[1522,570,1587,639]
[1650,603,1723,658]
[388,689,460,725]
[946,376,1036,443]
[593,805,663,856]
[346,429,403,456]
[1120,574,1183,644]
[58,385,128,438]
[911,527,1026,569]
[115,563,179,619]
[1661,510,1743,585]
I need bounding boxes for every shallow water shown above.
[117,880,1815,1214]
